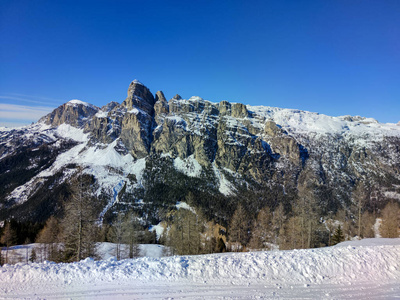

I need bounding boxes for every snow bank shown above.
[1,239,399,298]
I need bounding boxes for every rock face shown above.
[1,79,400,224]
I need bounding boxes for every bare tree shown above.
[164,208,204,255]
[360,211,375,238]
[352,183,367,238]
[279,216,302,250]
[249,206,273,250]
[61,169,99,262]
[123,212,141,259]
[380,201,400,238]
[228,204,250,251]
[1,222,16,264]
[110,213,124,260]
[36,216,61,262]
[271,203,286,245]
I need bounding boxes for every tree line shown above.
[1,173,400,264]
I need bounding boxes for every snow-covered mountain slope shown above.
[1,80,400,225]
[0,238,399,299]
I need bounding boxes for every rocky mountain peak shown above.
[154,91,169,117]
[40,99,99,128]
[123,80,155,115]
[155,91,167,103]
[172,94,182,101]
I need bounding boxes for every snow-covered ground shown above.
[0,238,399,299]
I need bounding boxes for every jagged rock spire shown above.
[123,80,155,115]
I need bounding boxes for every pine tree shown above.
[331,225,344,245]
[30,247,37,263]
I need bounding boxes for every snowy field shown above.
[0,238,399,299]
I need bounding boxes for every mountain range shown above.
[1,80,400,227]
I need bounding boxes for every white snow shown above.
[55,123,89,142]
[66,99,98,110]
[96,243,165,260]
[213,162,235,196]
[132,79,144,86]
[176,201,196,213]
[0,238,399,299]
[1,243,165,264]
[384,191,400,200]
[95,110,108,118]
[149,223,165,240]
[128,107,139,114]
[248,105,400,140]
[173,155,202,177]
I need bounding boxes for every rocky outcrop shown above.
[154,91,169,117]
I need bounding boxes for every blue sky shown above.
[1,0,399,127]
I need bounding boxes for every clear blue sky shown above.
[1,0,399,127]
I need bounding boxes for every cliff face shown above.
[1,80,400,223]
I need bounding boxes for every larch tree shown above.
[61,169,99,262]
[279,216,303,250]
[1,222,17,264]
[380,201,400,238]
[354,183,363,238]
[110,213,125,260]
[228,204,250,251]
[271,203,286,245]
[36,216,61,262]
[360,211,376,238]
[248,206,273,250]
[123,211,141,258]
[165,208,204,255]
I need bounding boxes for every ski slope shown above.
[0,238,399,299]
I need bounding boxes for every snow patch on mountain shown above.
[132,79,144,86]
[213,162,235,196]
[176,201,196,213]
[95,110,108,118]
[173,155,202,177]
[55,123,89,142]
[248,105,400,138]
[66,99,98,110]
